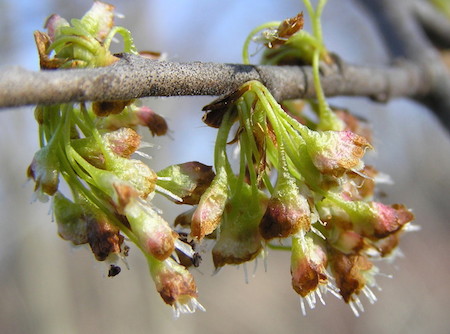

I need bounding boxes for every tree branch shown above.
[355,0,450,131]
[0,53,432,108]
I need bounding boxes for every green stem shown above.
[104,26,138,54]
[242,21,280,64]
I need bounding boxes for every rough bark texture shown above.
[0,54,432,107]
[0,0,449,131]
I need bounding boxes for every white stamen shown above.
[351,168,374,180]
[300,298,307,316]
[316,289,326,305]
[243,262,249,284]
[325,282,343,300]
[404,223,421,232]
[306,294,315,309]
[157,176,172,181]
[349,301,360,317]
[362,286,377,304]
[374,172,393,184]
[174,239,195,258]
[134,150,152,160]
[311,225,326,240]
[154,184,183,203]
[252,258,258,277]
[354,295,365,313]
[139,141,155,149]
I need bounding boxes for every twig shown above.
[0,54,432,108]
[355,0,450,131]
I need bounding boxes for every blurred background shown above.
[0,0,449,333]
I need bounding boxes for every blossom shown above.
[27,144,60,199]
[300,129,372,176]
[125,200,177,261]
[291,234,328,298]
[148,257,205,317]
[156,161,215,205]
[212,185,267,269]
[259,170,311,240]
[190,167,229,240]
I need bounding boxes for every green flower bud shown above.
[157,162,215,205]
[190,167,229,240]
[108,157,157,199]
[135,106,169,137]
[300,129,372,176]
[125,200,177,261]
[53,192,87,245]
[80,1,115,42]
[259,170,311,240]
[27,144,60,199]
[212,185,267,268]
[72,127,141,169]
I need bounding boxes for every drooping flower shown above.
[148,257,205,317]
[329,249,378,316]
[291,234,328,298]
[190,166,229,240]
[125,200,177,261]
[157,162,215,205]
[259,150,311,240]
[212,184,267,269]
[53,192,87,245]
[27,143,60,200]
[299,129,372,176]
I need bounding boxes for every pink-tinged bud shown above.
[291,235,328,297]
[103,127,141,158]
[259,171,311,240]
[330,251,374,303]
[190,168,229,240]
[125,201,177,261]
[72,128,141,169]
[300,129,372,176]
[86,211,124,261]
[44,14,69,41]
[369,203,414,239]
[333,108,372,144]
[212,188,267,268]
[327,194,414,239]
[92,100,133,117]
[157,162,215,205]
[135,106,168,136]
[328,227,365,254]
[149,257,205,316]
[53,192,87,245]
[81,1,115,42]
[27,145,60,198]
[109,158,157,199]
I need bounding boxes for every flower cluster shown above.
[29,1,205,316]
[181,1,415,315]
[197,78,414,316]
[28,1,415,317]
